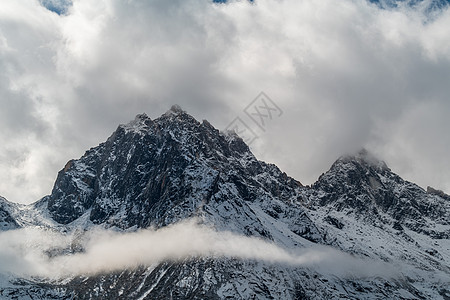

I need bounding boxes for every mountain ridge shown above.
[0,107,449,299]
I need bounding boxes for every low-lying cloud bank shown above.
[0,219,395,279]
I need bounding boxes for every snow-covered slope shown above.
[0,108,449,299]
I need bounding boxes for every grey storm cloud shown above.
[0,0,449,204]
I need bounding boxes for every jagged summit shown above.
[313,148,393,201]
[119,112,152,133]
[119,108,247,153]
[166,104,184,114]
[334,148,389,172]
[119,105,191,133]
[313,148,395,207]
[135,112,150,120]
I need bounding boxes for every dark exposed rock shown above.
[324,215,344,229]
[0,196,20,230]
[393,221,403,231]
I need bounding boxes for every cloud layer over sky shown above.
[1,0,449,203]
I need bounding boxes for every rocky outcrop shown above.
[0,196,19,230]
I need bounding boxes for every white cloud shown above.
[0,219,396,279]
[0,0,450,203]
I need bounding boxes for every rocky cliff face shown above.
[0,196,19,230]
[1,108,449,299]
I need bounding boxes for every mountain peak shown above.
[135,112,150,121]
[337,148,389,171]
[165,104,185,116]
[119,112,153,134]
[46,106,281,226]
[312,147,450,229]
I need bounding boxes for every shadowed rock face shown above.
[0,196,19,230]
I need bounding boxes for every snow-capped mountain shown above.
[39,105,319,243]
[0,106,449,299]
[310,149,449,237]
[302,149,450,299]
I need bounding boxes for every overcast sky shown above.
[1,0,449,204]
